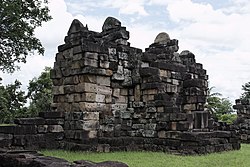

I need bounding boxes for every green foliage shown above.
[0,80,27,123]
[26,67,52,116]
[219,114,237,124]
[41,144,250,167]
[206,87,236,123]
[0,0,52,73]
[0,67,52,122]
[241,82,250,100]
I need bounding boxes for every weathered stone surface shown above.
[154,32,170,44]
[0,149,129,167]
[102,17,121,31]
[67,19,87,35]
[233,99,250,143]
[0,17,238,156]
[14,117,45,125]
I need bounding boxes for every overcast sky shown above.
[1,0,250,102]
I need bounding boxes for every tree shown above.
[0,67,52,123]
[241,82,250,100]
[0,0,52,73]
[0,80,27,123]
[26,67,52,116]
[206,87,236,124]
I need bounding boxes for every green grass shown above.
[0,124,16,126]
[41,144,250,167]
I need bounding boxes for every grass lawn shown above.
[0,124,15,126]
[41,144,250,167]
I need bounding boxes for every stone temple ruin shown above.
[233,99,250,143]
[0,17,240,155]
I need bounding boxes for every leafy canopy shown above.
[26,67,52,116]
[0,0,52,73]
[0,80,27,123]
[241,82,250,100]
[0,67,52,123]
[206,87,235,124]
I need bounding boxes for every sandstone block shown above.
[105,94,112,103]
[37,125,48,133]
[141,62,149,67]
[72,53,83,61]
[113,88,120,97]
[102,17,121,31]
[14,117,45,125]
[83,112,99,120]
[79,102,97,111]
[111,104,128,111]
[85,93,97,102]
[97,85,112,95]
[158,131,166,138]
[118,52,128,60]
[79,74,97,83]
[108,48,116,56]
[75,120,99,131]
[62,48,73,59]
[112,73,125,81]
[0,133,13,140]
[115,38,128,45]
[99,60,109,69]
[82,58,98,67]
[134,85,141,101]
[63,76,79,85]
[116,95,127,103]
[52,86,64,95]
[72,45,82,54]
[143,130,156,138]
[97,76,110,86]
[48,125,64,133]
[171,122,177,131]
[88,130,98,138]
[84,52,98,60]
[140,67,159,76]
[75,83,97,93]
[96,94,106,103]
[64,85,75,94]
[132,124,144,129]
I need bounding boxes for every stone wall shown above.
[0,17,240,155]
[49,17,239,154]
[0,112,64,150]
[233,99,250,143]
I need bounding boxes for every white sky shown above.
[1,0,250,103]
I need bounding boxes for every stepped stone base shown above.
[62,131,240,155]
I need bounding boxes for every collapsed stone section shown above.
[0,112,64,150]
[48,17,240,154]
[0,17,239,155]
[233,99,250,143]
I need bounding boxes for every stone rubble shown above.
[0,149,128,167]
[233,99,250,143]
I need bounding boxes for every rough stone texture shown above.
[233,99,250,143]
[0,112,65,150]
[49,17,239,154]
[102,17,122,31]
[0,149,128,167]
[0,17,240,155]
[154,32,170,44]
